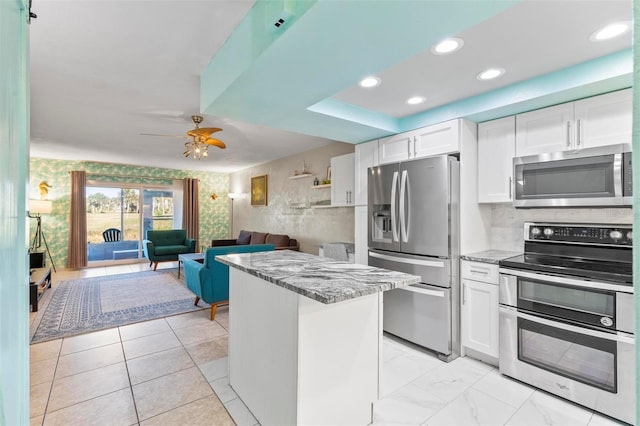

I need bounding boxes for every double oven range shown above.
[499,222,634,424]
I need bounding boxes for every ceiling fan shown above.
[141,115,226,160]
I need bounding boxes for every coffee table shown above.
[178,252,205,278]
[29,267,52,312]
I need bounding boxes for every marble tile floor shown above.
[30,263,628,426]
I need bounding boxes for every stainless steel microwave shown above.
[513,144,632,208]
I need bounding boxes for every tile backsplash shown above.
[490,204,632,252]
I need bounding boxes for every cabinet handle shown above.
[470,269,489,275]
[576,119,581,147]
[508,176,512,199]
[566,121,571,148]
[462,282,466,305]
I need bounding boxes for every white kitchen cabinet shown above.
[478,116,515,203]
[378,132,412,164]
[412,119,460,158]
[354,206,368,265]
[461,261,499,359]
[331,153,355,206]
[355,140,378,206]
[379,119,463,165]
[515,89,632,156]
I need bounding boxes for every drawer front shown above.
[461,260,499,284]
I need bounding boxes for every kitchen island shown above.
[216,250,420,426]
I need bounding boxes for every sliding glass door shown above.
[87,184,175,263]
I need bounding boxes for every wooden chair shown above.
[102,228,121,242]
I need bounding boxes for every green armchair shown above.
[183,244,274,320]
[143,229,196,271]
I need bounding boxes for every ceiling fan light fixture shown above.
[590,22,630,41]
[431,38,464,55]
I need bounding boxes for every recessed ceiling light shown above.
[590,22,630,41]
[406,96,426,105]
[359,76,381,88]
[476,68,505,81]
[431,38,464,55]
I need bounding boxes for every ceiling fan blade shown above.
[187,127,222,137]
[204,138,226,149]
[140,133,189,139]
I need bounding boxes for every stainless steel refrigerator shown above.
[368,154,459,362]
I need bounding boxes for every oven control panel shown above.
[525,223,632,246]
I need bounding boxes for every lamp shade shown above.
[29,199,53,214]
[228,192,239,200]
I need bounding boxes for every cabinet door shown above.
[378,132,411,165]
[412,119,460,159]
[331,153,355,206]
[461,279,499,358]
[478,117,515,203]
[515,103,574,156]
[354,140,378,206]
[354,206,368,265]
[574,89,632,149]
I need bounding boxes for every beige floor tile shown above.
[104,265,137,275]
[132,366,213,421]
[215,311,229,331]
[42,388,137,426]
[30,340,62,363]
[127,346,195,385]
[184,336,228,365]
[78,267,107,278]
[55,342,124,379]
[173,321,228,346]
[30,415,44,426]
[60,328,121,355]
[47,362,129,412]
[140,394,234,426]
[119,318,171,341]
[52,270,80,282]
[31,381,52,418]
[165,310,211,330]
[31,357,58,386]
[122,330,180,360]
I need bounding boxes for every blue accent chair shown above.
[183,244,274,320]
[143,229,196,271]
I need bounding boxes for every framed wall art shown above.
[251,174,268,206]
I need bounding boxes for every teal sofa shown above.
[143,229,196,271]
[183,244,274,320]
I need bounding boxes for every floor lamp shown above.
[228,193,238,238]
[29,199,56,272]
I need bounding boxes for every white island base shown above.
[228,268,381,425]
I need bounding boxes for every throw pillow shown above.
[236,230,252,245]
[250,232,267,244]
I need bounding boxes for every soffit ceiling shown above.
[30,0,632,173]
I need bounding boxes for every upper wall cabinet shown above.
[354,140,378,206]
[378,119,461,165]
[478,116,515,203]
[331,153,355,206]
[515,89,632,157]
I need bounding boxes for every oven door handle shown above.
[499,306,635,344]
[498,268,633,294]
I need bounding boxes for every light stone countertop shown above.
[460,250,522,265]
[216,250,420,304]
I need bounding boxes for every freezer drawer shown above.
[383,284,451,356]
[368,249,451,288]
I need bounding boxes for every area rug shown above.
[30,270,208,344]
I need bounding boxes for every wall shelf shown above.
[310,184,331,189]
[288,173,312,180]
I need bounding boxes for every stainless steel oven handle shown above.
[498,268,633,294]
[499,306,634,344]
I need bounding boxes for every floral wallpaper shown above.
[29,158,230,268]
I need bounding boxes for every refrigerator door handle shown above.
[400,169,408,243]
[401,285,446,298]
[391,171,399,242]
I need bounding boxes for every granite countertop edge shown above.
[460,249,522,264]
[216,251,420,304]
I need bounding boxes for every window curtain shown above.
[67,171,87,269]
[182,178,199,247]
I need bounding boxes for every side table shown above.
[178,253,205,279]
[29,267,52,312]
